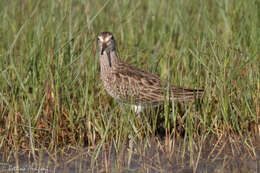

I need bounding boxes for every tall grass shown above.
[0,0,259,167]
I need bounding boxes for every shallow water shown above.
[1,137,259,173]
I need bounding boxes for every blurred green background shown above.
[0,0,259,160]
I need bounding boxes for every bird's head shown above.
[97,32,116,55]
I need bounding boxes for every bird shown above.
[97,32,203,113]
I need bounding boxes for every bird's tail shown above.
[170,87,204,102]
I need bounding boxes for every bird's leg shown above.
[132,105,145,114]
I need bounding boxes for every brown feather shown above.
[97,32,203,108]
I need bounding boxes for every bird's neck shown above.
[100,49,120,72]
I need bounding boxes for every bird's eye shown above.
[97,36,103,42]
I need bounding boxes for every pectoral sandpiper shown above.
[97,32,203,113]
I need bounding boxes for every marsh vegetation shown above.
[0,0,259,172]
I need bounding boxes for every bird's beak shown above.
[101,43,107,55]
